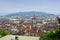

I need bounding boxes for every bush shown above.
[40,25,60,40]
[0,29,10,38]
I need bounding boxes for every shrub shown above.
[0,29,10,37]
[40,25,60,40]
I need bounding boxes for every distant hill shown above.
[5,11,56,18]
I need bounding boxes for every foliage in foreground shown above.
[40,26,60,40]
[0,29,10,38]
[57,17,60,23]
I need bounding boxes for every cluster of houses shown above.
[0,16,59,36]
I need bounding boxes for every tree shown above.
[40,25,60,40]
[0,29,10,38]
[57,17,60,23]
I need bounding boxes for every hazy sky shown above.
[0,0,60,15]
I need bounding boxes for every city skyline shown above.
[0,0,60,15]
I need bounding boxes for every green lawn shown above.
[0,35,39,40]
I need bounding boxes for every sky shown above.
[0,0,60,15]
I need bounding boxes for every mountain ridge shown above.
[5,11,55,18]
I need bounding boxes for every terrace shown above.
[0,35,39,40]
